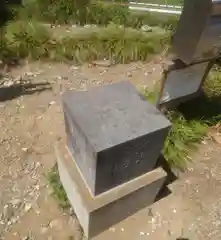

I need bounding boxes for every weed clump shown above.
[48,165,70,209]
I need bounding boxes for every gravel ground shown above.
[0,60,221,240]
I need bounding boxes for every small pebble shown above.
[15,76,22,83]
[57,76,62,80]
[22,237,29,240]
[25,72,34,77]
[49,101,56,106]
[127,72,132,77]
[49,219,62,230]
[109,227,115,232]
[24,203,32,213]
[3,80,13,87]
[71,66,79,70]
[22,148,29,152]
[10,216,18,224]
[35,162,41,168]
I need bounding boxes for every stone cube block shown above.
[62,81,171,195]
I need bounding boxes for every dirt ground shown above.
[0,59,221,240]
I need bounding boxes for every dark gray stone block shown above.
[56,144,167,239]
[62,81,171,196]
[158,61,210,107]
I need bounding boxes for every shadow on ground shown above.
[0,81,52,102]
[156,91,221,202]
[177,92,221,125]
[0,0,22,27]
[155,155,178,202]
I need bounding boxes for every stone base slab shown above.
[55,144,167,239]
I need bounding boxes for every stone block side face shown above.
[57,151,90,235]
[63,102,97,196]
[95,127,170,194]
[89,176,166,238]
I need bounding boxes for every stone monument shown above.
[56,81,171,238]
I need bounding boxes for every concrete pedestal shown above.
[56,144,167,239]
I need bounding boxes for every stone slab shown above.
[55,143,167,239]
[62,81,171,195]
[158,61,210,107]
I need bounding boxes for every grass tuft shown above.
[163,111,207,169]
[48,165,70,209]
[4,20,51,59]
[204,68,221,98]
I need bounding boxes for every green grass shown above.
[145,68,221,169]
[48,165,70,209]
[0,20,169,63]
[204,67,221,98]
[163,111,207,169]
[144,92,207,169]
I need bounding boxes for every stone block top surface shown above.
[63,81,171,152]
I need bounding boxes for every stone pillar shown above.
[56,81,171,239]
